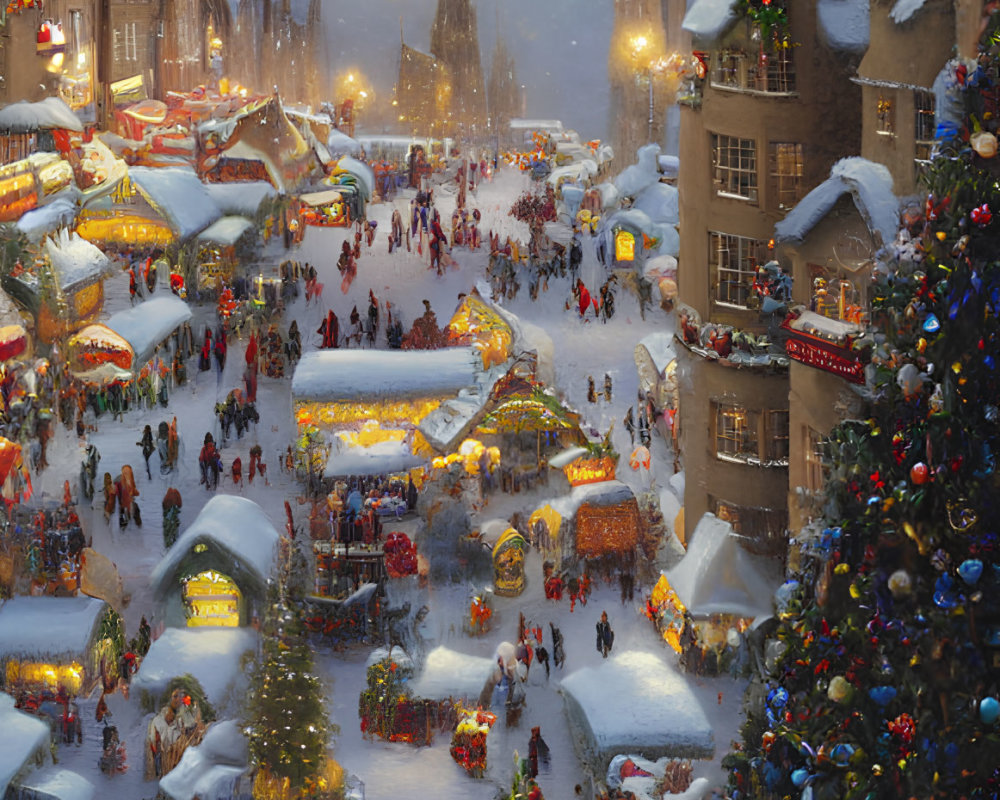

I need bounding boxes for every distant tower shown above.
[487,27,520,135]
[430,0,487,136]
[608,0,668,163]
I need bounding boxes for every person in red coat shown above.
[318,310,339,349]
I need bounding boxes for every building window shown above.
[710,231,769,308]
[804,427,828,493]
[712,133,758,202]
[712,38,795,94]
[809,263,866,325]
[876,94,895,136]
[770,142,804,210]
[711,497,789,557]
[914,88,936,161]
[714,402,789,466]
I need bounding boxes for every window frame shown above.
[711,133,759,203]
[713,401,789,467]
[804,426,828,493]
[876,94,895,137]
[709,230,769,309]
[710,21,796,96]
[769,141,804,211]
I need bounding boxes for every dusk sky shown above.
[323,0,616,141]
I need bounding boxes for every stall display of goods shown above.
[449,707,496,778]
[384,532,417,578]
[359,658,438,745]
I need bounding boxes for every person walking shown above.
[528,726,550,779]
[550,623,565,669]
[137,425,155,479]
[596,611,614,658]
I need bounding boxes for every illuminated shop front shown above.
[182,569,242,628]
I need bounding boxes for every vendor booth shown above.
[149,495,279,629]
[0,153,74,223]
[459,519,526,595]
[195,216,255,290]
[8,766,96,800]
[0,693,52,799]
[650,513,781,673]
[531,479,640,569]
[561,651,713,773]
[67,294,191,382]
[299,189,350,227]
[0,596,123,696]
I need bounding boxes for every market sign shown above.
[563,455,617,486]
[615,229,635,262]
[782,310,866,385]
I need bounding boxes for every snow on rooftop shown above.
[196,215,253,247]
[774,157,898,248]
[0,97,83,134]
[634,182,679,227]
[547,480,636,521]
[561,651,714,769]
[16,193,80,243]
[133,628,257,710]
[327,129,361,156]
[102,294,192,369]
[682,0,740,41]
[128,166,222,241]
[204,182,276,217]
[665,513,782,619]
[890,0,929,23]
[0,694,51,797]
[614,144,661,199]
[14,766,95,800]
[292,348,481,404]
[324,437,427,477]
[0,596,108,662]
[817,0,870,54]
[637,332,677,376]
[150,495,280,599]
[409,646,496,701]
[43,230,113,293]
[159,720,248,800]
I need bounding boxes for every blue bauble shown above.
[923,313,941,333]
[958,559,984,585]
[791,768,809,787]
[980,696,1000,725]
[869,686,897,706]
[831,743,855,765]
[768,687,789,708]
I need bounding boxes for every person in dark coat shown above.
[550,623,565,669]
[596,611,614,658]
[137,424,155,479]
[528,726,550,779]
[535,645,550,679]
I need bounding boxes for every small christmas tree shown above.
[727,20,1000,800]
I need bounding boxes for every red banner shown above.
[785,336,865,384]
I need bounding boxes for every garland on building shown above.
[737,0,789,45]
[726,20,1000,800]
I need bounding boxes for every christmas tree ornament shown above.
[791,768,809,787]
[980,696,1000,725]
[910,462,930,484]
[958,559,984,585]
[888,569,912,597]
[828,675,853,703]
[869,686,897,706]
[971,130,998,158]
[923,313,941,333]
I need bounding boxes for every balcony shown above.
[711,47,796,96]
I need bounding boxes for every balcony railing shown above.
[711,48,796,95]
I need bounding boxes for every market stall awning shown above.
[128,166,222,241]
[0,694,51,798]
[204,181,277,217]
[196,215,253,247]
[476,393,579,435]
[102,294,192,370]
[323,439,426,478]
[298,189,343,208]
[0,596,109,664]
[43,229,114,295]
[0,97,83,134]
[332,156,375,197]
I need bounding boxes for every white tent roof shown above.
[324,438,427,478]
[0,596,108,663]
[128,166,222,241]
[561,651,713,770]
[102,294,192,369]
[547,480,636,521]
[409,646,496,701]
[196,215,253,246]
[298,189,343,207]
[159,720,248,800]
[775,157,898,248]
[637,332,677,376]
[665,513,782,619]
[133,628,257,709]
[682,0,740,41]
[204,182,276,217]
[13,766,95,800]
[327,129,361,156]
[43,230,114,294]
[0,97,83,133]
[149,495,279,599]
[0,694,51,797]
[16,193,80,243]
[292,347,481,403]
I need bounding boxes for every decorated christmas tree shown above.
[245,540,340,800]
[726,21,1000,800]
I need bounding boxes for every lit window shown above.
[712,497,789,557]
[710,231,769,308]
[877,94,895,136]
[711,133,758,202]
[715,403,759,461]
[770,142,804,210]
[804,427,827,493]
[711,23,795,94]
[768,410,789,462]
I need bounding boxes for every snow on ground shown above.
[21,165,746,799]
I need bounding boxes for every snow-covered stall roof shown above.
[292,348,481,403]
[204,181,276,217]
[103,294,192,369]
[637,332,677,376]
[0,596,108,663]
[128,166,222,241]
[159,720,248,800]
[548,480,637,520]
[327,129,361,156]
[508,119,564,133]
[562,651,713,770]
[682,0,741,41]
[13,766,95,800]
[0,694,51,797]
[298,189,343,208]
[817,0,870,54]
[665,513,782,619]
[0,97,83,134]
[43,230,114,294]
[775,157,898,248]
[633,183,679,226]
[324,438,427,478]
[614,144,661,199]
[196,215,253,247]
[16,194,80,243]
[890,0,928,23]
[133,628,257,710]
[149,494,279,601]
[409,646,496,701]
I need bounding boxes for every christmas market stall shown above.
[561,650,713,774]
[0,596,123,697]
[0,693,52,799]
[5,764,96,800]
[298,189,350,228]
[461,519,526,597]
[634,331,678,442]
[194,216,255,290]
[66,294,191,383]
[530,477,640,571]
[75,166,222,251]
[0,96,82,168]
[650,513,781,674]
[0,152,74,223]
[148,495,279,629]
[2,230,115,344]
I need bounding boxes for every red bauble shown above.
[910,462,929,484]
